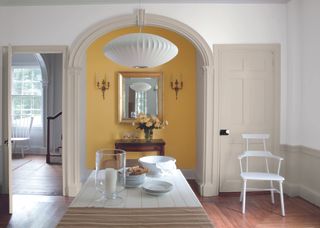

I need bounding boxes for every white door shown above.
[1,46,13,213]
[217,45,280,192]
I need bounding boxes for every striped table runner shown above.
[58,207,214,227]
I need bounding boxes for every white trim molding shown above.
[66,12,215,197]
[281,144,320,207]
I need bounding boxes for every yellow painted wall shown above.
[86,26,196,169]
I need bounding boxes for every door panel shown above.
[218,45,280,192]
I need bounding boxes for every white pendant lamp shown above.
[103,9,178,68]
[130,82,152,92]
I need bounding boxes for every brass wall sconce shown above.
[96,74,110,100]
[170,79,183,100]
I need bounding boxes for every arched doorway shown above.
[65,12,218,197]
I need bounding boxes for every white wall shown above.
[0,3,288,142]
[43,54,63,153]
[300,0,320,150]
[286,0,302,146]
[286,0,320,150]
[284,0,320,207]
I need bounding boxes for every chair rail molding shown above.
[66,12,216,197]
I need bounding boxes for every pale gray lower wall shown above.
[282,144,320,207]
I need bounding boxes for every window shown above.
[12,67,43,127]
[135,91,147,115]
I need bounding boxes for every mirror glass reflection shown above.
[118,72,163,123]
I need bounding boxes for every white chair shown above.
[12,116,34,158]
[238,133,285,216]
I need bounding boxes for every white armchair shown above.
[239,133,285,216]
[12,116,34,158]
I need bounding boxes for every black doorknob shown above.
[220,129,230,136]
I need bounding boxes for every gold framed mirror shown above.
[118,72,163,123]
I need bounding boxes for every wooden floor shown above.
[12,155,62,195]
[200,195,320,227]
[1,164,320,227]
[0,195,73,228]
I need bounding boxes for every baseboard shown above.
[199,183,218,197]
[284,182,320,207]
[283,181,299,197]
[299,185,320,208]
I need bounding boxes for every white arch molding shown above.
[65,13,219,197]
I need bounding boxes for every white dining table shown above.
[70,169,202,208]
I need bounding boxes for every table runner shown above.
[58,207,214,227]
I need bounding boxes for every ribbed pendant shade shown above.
[104,33,178,68]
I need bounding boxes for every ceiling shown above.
[0,0,290,6]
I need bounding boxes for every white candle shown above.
[104,168,117,194]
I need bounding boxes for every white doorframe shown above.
[66,13,218,197]
[9,45,67,196]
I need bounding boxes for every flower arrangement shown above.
[133,113,168,141]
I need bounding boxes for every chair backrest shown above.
[241,133,270,151]
[12,116,34,139]
[240,133,273,173]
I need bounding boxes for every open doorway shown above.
[11,53,63,196]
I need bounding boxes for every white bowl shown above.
[118,169,146,187]
[125,173,146,187]
[138,156,176,177]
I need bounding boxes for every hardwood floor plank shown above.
[189,180,320,228]
[12,155,62,195]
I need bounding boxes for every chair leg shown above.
[28,139,31,151]
[242,180,247,214]
[240,181,243,202]
[270,180,275,204]
[21,146,24,158]
[279,181,285,216]
[13,142,16,153]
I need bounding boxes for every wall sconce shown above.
[170,78,183,100]
[96,73,110,100]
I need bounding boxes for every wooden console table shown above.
[114,139,165,156]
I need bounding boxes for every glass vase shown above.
[95,149,126,203]
[144,128,153,141]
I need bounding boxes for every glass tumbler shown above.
[95,149,126,201]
